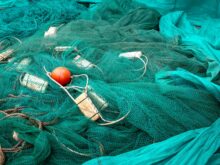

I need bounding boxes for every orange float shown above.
[51,67,71,86]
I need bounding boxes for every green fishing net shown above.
[0,0,86,39]
[0,0,220,164]
[85,118,220,165]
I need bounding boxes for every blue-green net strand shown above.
[0,0,220,164]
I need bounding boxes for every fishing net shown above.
[85,118,220,165]
[0,0,220,164]
[0,0,86,39]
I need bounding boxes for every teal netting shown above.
[0,0,220,164]
[84,118,220,165]
[0,0,86,39]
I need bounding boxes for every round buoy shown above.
[51,67,72,86]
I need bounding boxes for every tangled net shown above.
[0,0,220,164]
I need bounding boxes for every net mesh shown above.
[0,0,220,164]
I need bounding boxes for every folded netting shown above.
[159,11,220,101]
[135,0,220,20]
[84,118,220,165]
[0,0,220,164]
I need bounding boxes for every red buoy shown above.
[51,67,71,86]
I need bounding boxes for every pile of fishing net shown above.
[0,0,219,164]
[85,119,220,165]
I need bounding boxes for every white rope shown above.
[98,110,130,126]
[52,130,92,157]
[136,55,148,79]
